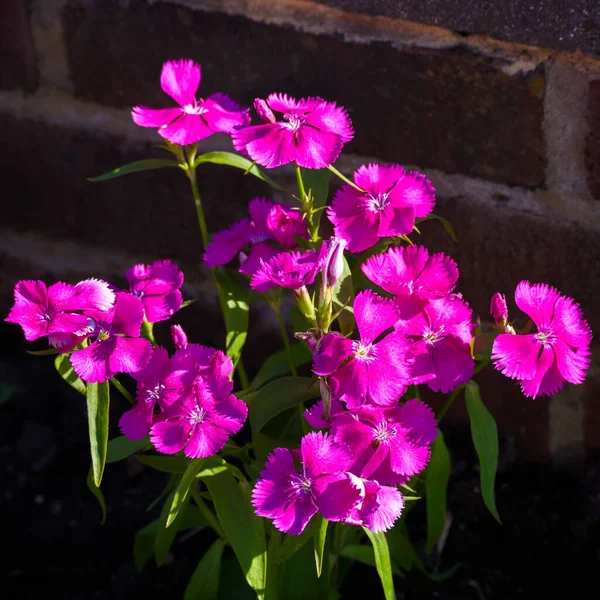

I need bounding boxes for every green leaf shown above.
[27,348,59,356]
[87,381,110,487]
[339,545,404,577]
[247,376,318,435]
[167,458,204,527]
[213,268,249,369]
[301,168,330,210]
[184,538,226,600]
[415,213,458,243]
[277,517,319,564]
[198,456,267,598]
[465,381,501,523]
[154,485,186,566]
[86,467,107,524]
[331,255,355,336]
[180,298,197,309]
[363,528,397,600]
[194,151,283,190]
[88,158,180,182]
[106,435,150,464]
[425,431,451,553]
[314,516,328,578]
[135,454,190,473]
[280,540,322,600]
[0,381,14,405]
[54,353,86,395]
[251,343,312,390]
[386,522,417,573]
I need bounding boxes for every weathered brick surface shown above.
[586,79,600,198]
[316,0,600,57]
[0,0,37,91]
[63,0,546,187]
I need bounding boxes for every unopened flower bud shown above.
[490,292,513,333]
[319,377,332,421]
[294,285,316,324]
[323,237,347,291]
[170,324,188,350]
[254,98,276,124]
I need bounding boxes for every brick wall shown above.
[1,0,599,462]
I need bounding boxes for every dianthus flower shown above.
[6,278,114,342]
[131,59,250,145]
[126,260,183,323]
[150,379,247,458]
[331,399,438,487]
[250,243,328,293]
[204,198,307,276]
[327,164,435,253]
[393,295,474,393]
[362,245,458,299]
[69,292,153,383]
[491,281,592,398]
[313,290,412,409]
[252,432,364,535]
[232,94,353,169]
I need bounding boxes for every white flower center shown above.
[188,407,207,425]
[289,474,312,500]
[374,421,397,443]
[282,114,305,132]
[182,101,207,115]
[423,325,445,346]
[352,340,376,362]
[365,192,390,212]
[145,383,165,403]
[536,329,556,346]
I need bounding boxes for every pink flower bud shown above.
[170,324,188,350]
[323,237,347,290]
[490,293,508,326]
[254,98,276,124]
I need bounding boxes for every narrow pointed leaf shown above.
[339,545,404,577]
[194,151,283,190]
[465,380,501,523]
[87,381,110,487]
[184,538,226,600]
[167,458,204,527]
[213,268,249,369]
[86,467,107,525]
[386,522,417,573]
[198,456,267,598]
[247,376,318,434]
[277,517,319,564]
[27,348,59,356]
[135,454,190,473]
[106,435,150,464]
[251,343,312,390]
[88,158,180,182]
[425,431,451,553]
[55,353,86,395]
[154,485,186,566]
[415,213,458,243]
[314,515,328,578]
[363,528,397,600]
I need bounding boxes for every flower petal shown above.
[204,219,252,268]
[131,106,182,128]
[119,402,154,440]
[150,419,191,455]
[514,280,561,330]
[553,339,590,385]
[109,337,153,377]
[367,332,411,405]
[429,337,474,393]
[492,333,539,381]
[395,399,438,445]
[520,344,565,398]
[301,431,353,477]
[312,333,354,376]
[313,472,364,522]
[160,59,201,107]
[158,113,214,145]
[294,126,344,169]
[143,290,183,323]
[70,338,115,383]
[354,290,401,344]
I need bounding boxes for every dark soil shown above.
[1,321,598,599]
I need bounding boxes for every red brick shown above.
[63,0,546,187]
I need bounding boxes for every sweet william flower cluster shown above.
[6,58,593,596]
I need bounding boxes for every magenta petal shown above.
[301,431,353,477]
[360,442,390,480]
[416,251,459,298]
[331,412,377,467]
[330,359,368,411]
[377,204,415,237]
[312,333,354,376]
[266,93,324,114]
[553,339,590,385]
[388,170,435,219]
[273,494,318,535]
[552,296,593,349]
[49,312,94,336]
[202,93,250,133]
[71,278,115,311]
[328,192,380,253]
[160,59,200,107]
[132,346,170,384]
[150,419,191,455]
[294,126,343,169]
[109,337,153,377]
[407,340,437,385]
[127,260,184,296]
[111,292,145,337]
[389,434,431,477]
[204,219,252,267]
[131,106,182,128]
[245,124,297,168]
[520,344,564,398]
[354,290,401,344]
[313,473,364,522]
[430,338,474,393]
[514,281,561,330]
[492,333,539,381]
[158,113,213,145]
[354,163,405,195]
[185,422,231,458]
[266,204,307,248]
[303,101,354,142]
[367,332,411,405]
[5,280,48,341]
[119,403,154,440]
[252,448,297,517]
[304,398,345,429]
[248,197,274,235]
[396,399,438,445]
[70,339,114,383]
[143,290,183,323]
[212,394,248,428]
[361,482,404,533]
[239,242,280,276]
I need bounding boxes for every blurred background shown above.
[1,1,599,598]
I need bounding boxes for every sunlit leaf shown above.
[88,158,181,182]
[167,458,205,527]
[184,538,226,600]
[314,515,328,578]
[363,528,397,600]
[86,467,107,525]
[87,381,110,487]
[425,432,451,553]
[54,353,86,396]
[106,435,150,464]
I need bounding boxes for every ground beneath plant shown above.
[1,322,598,599]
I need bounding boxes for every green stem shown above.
[110,377,134,405]
[327,165,364,192]
[190,485,226,539]
[295,164,307,205]
[187,168,209,250]
[271,299,297,377]
[236,359,250,389]
[437,386,462,422]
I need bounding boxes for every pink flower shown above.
[232,94,353,169]
[119,346,173,440]
[331,399,438,486]
[252,432,364,535]
[394,295,475,393]
[131,59,250,145]
[313,290,412,409]
[343,479,405,533]
[327,164,435,253]
[170,324,188,350]
[150,380,247,458]
[250,243,328,293]
[362,245,458,299]
[204,198,307,276]
[6,278,114,342]
[126,260,184,323]
[491,281,592,398]
[69,292,153,383]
